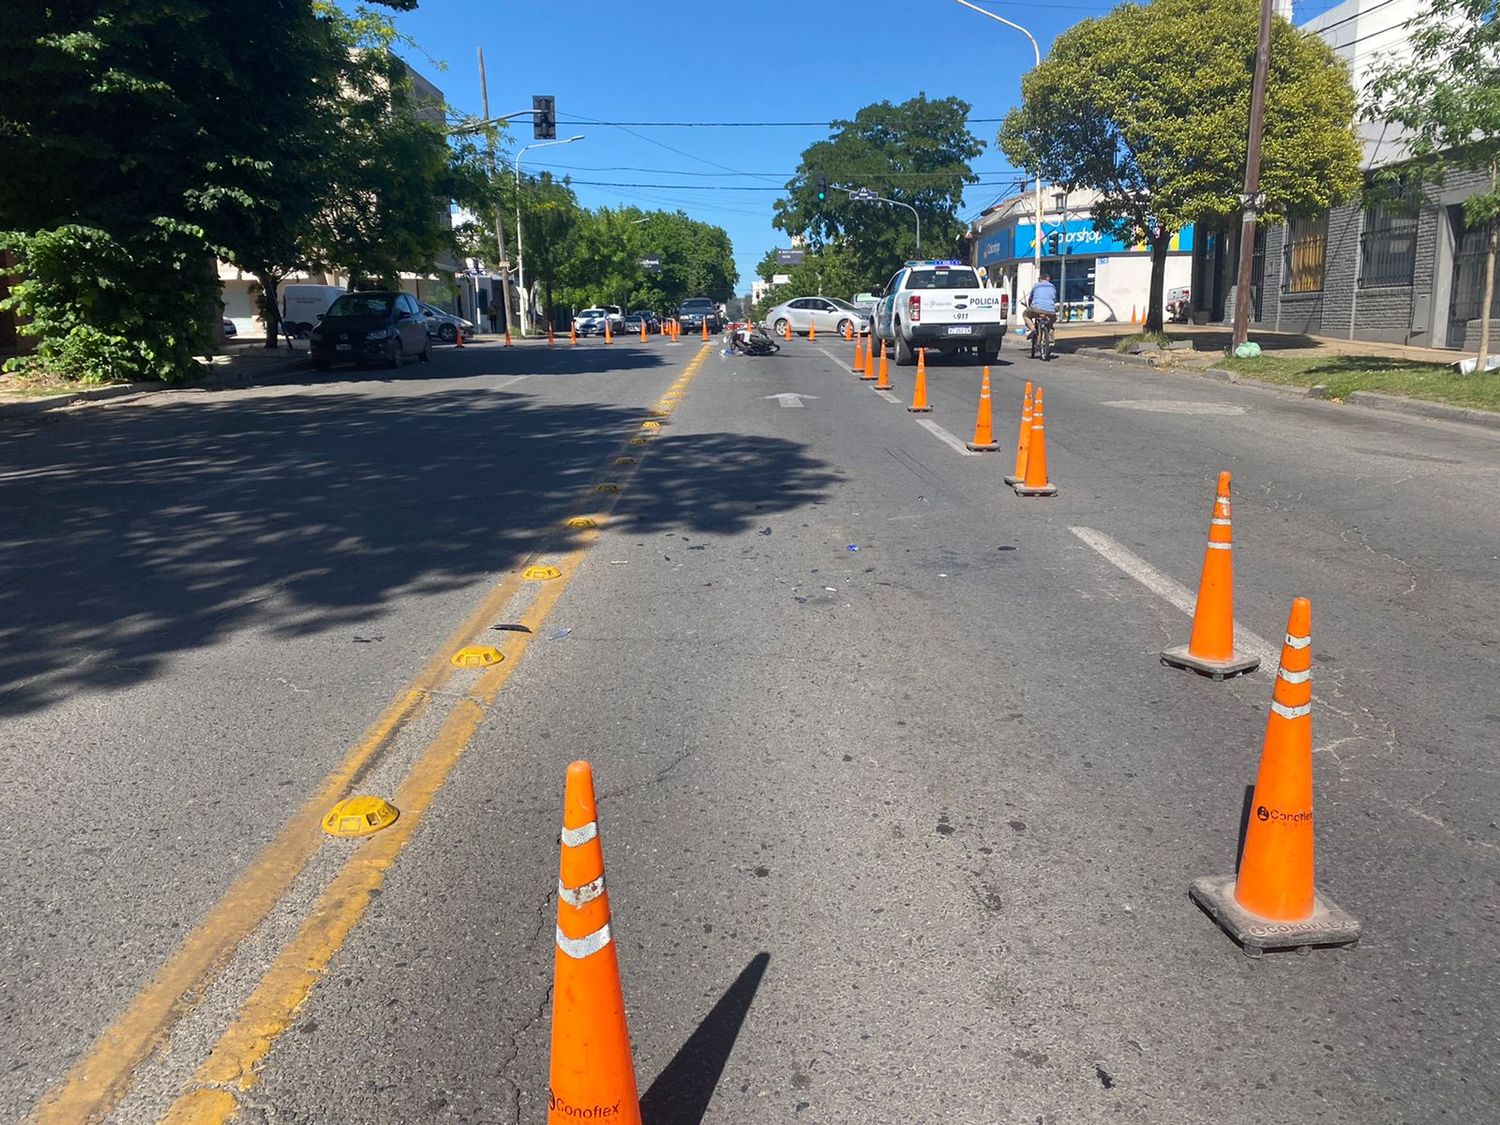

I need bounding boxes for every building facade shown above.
[1192,0,1495,350]
[968,187,1195,325]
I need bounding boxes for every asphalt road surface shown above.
[3,330,1497,1124]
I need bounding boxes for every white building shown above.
[967,186,1195,324]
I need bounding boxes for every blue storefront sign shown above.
[978,219,1194,264]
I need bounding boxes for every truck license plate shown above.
[947,325,972,335]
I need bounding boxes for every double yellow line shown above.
[30,346,713,1125]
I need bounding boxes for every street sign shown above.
[640,255,662,272]
[850,188,879,202]
[775,249,805,265]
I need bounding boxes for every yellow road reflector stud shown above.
[629,437,651,446]
[566,516,599,529]
[651,407,671,417]
[641,421,662,430]
[451,644,505,668]
[524,565,563,581]
[595,483,622,493]
[322,795,399,838]
[613,457,637,466]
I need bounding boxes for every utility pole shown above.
[477,48,515,336]
[1231,0,1273,348]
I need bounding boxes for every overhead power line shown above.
[531,163,1022,180]
[563,179,1027,191]
[556,117,1007,128]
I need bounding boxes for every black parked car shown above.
[310,291,433,370]
[623,309,660,334]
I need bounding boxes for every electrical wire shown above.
[561,179,1024,191]
[554,117,1009,128]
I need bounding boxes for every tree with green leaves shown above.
[1368,0,1500,370]
[999,0,1362,333]
[774,95,984,292]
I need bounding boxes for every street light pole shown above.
[476,48,514,338]
[952,0,1045,324]
[514,135,584,335]
[1231,0,1274,348]
[848,190,921,257]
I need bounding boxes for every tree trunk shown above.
[255,271,283,349]
[1144,230,1171,334]
[543,276,554,332]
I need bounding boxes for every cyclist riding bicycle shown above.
[1023,273,1059,336]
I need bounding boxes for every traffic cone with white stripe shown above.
[853,331,864,374]
[966,367,1001,451]
[907,349,931,413]
[1010,386,1054,494]
[549,761,642,1123]
[861,337,877,381]
[874,347,892,390]
[1190,599,1361,955]
[1004,382,1033,486]
[1161,472,1260,679]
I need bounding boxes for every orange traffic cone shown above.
[455,325,465,348]
[878,340,889,384]
[570,324,578,346]
[1004,382,1034,485]
[604,319,613,344]
[861,337,877,381]
[505,328,513,347]
[874,348,891,390]
[549,761,643,1122]
[1131,304,1139,325]
[1011,386,1055,495]
[843,322,852,340]
[907,349,931,413]
[640,322,648,343]
[1190,599,1361,955]
[808,319,816,341]
[548,322,556,347]
[967,367,1001,451]
[852,332,864,374]
[1162,472,1261,679]
[701,320,709,341]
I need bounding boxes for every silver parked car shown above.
[417,301,475,343]
[763,296,870,338]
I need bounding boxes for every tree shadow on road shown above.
[640,952,770,1125]
[0,387,839,717]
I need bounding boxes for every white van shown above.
[280,284,348,338]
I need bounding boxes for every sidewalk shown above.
[1055,320,1460,365]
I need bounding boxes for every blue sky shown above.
[389,0,1339,293]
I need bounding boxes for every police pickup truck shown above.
[869,260,1008,365]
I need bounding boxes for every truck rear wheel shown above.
[894,328,915,366]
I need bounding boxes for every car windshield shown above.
[580,308,606,317]
[630,310,652,317]
[905,268,981,291]
[680,300,713,310]
[326,294,393,317]
[828,298,861,311]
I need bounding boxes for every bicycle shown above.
[1028,312,1056,361]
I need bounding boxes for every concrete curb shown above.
[1071,346,1500,431]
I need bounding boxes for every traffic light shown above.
[532,95,556,140]
[815,174,828,201]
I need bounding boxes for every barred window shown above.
[1285,212,1328,293]
[1359,200,1418,288]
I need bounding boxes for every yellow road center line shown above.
[26,345,710,1125]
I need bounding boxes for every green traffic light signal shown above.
[815,174,828,201]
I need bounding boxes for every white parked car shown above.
[763,296,870,338]
[280,284,348,339]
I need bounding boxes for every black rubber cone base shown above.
[1190,875,1361,957]
[1011,481,1057,496]
[1161,645,1261,680]
[966,440,1001,452]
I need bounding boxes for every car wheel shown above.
[894,327,915,366]
[387,339,403,369]
[773,318,790,337]
[439,323,457,343]
[836,318,854,338]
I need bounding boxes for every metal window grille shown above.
[1285,212,1328,293]
[1359,202,1417,288]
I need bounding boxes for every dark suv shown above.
[677,298,722,334]
[309,291,433,370]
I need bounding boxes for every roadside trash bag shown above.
[1234,341,1262,358]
